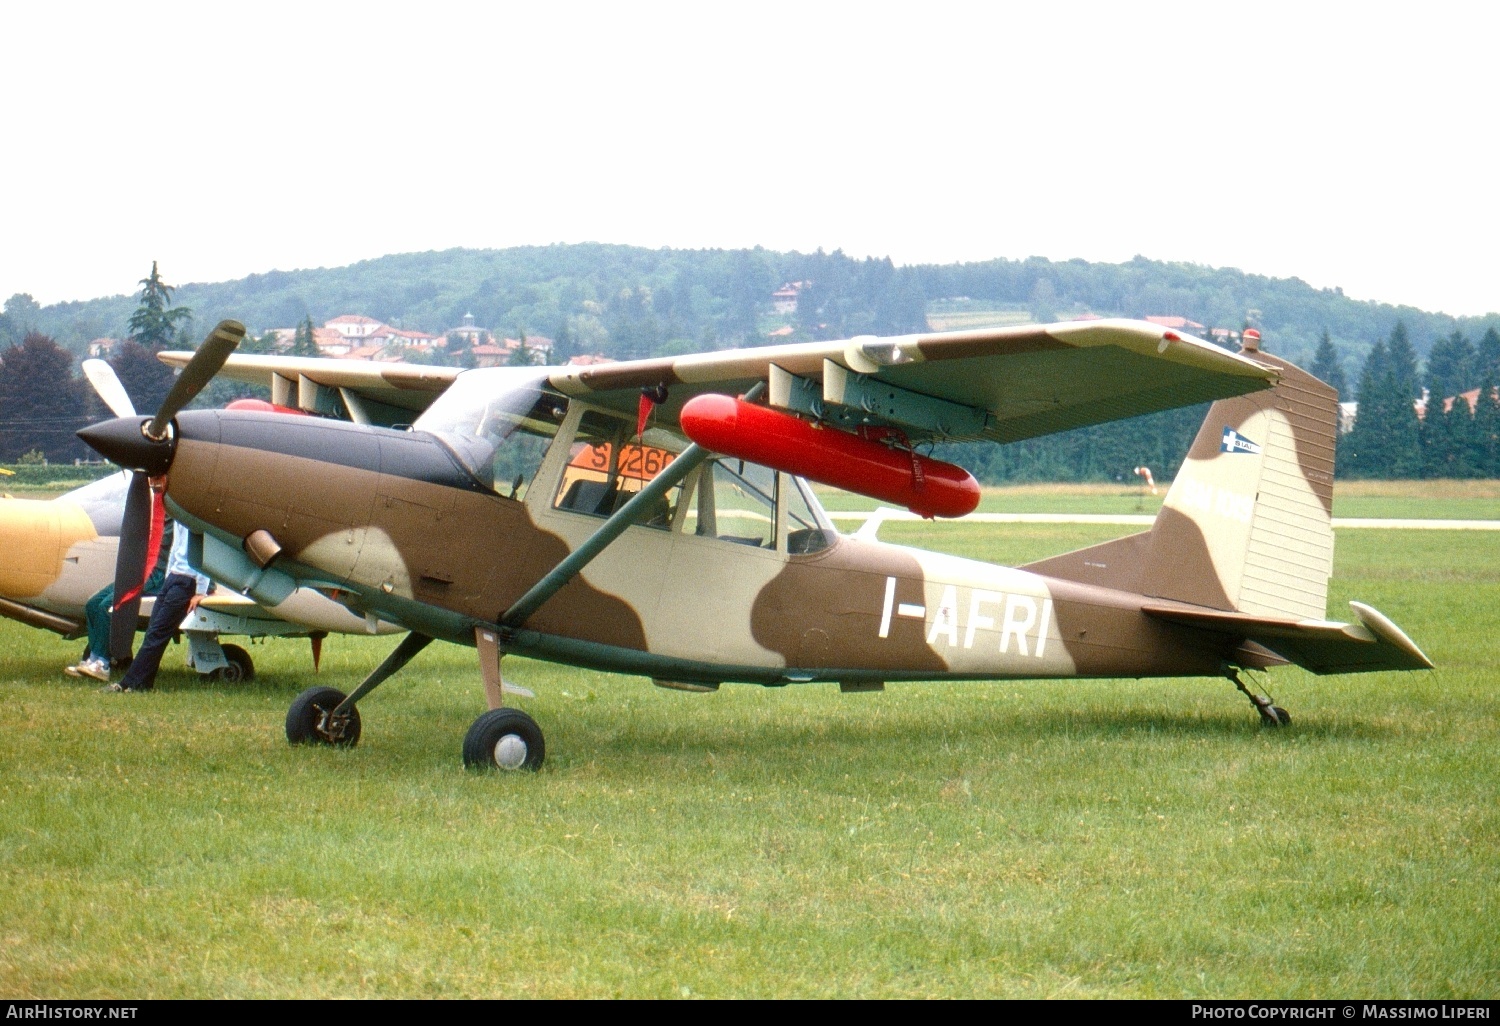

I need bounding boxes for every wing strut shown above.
[500,382,764,629]
[331,631,434,716]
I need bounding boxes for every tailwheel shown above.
[1226,667,1291,728]
[463,707,545,772]
[286,686,362,747]
[1260,704,1292,728]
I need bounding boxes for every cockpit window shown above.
[553,410,686,528]
[413,368,566,496]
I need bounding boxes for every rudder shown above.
[1024,344,1339,621]
[1142,347,1337,619]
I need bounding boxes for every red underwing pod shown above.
[679,393,980,519]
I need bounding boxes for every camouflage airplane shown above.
[0,364,399,681]
[78,318,1431,771]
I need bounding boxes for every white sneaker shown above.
[78,658,111,682]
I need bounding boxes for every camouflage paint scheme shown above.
[0,473,398,653]
[152,319,1428,712]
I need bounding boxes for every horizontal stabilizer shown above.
[1143,600,1433,674]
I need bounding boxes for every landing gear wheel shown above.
[1259,705,1292,728]
[209,643,255,683]
[463,707,545,772]
[286,686,362,747]
[1227,668,1291,729]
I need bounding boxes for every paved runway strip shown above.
[827,510,1500,530]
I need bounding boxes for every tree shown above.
[1425,331,1475,402]
[0,332,88,462]
[1342,338,1386,477]
[1477,327,1500,387]
[1309,329,1348,398]
[506,330,543,367]
[289,316,321,358]
[127,262,193,349]
[108,339,174,415]
[1421,390,1475,479]
[1,293,41,347]
[1345,323,1422,479]
[441,330,475,369]
[1472,373,1500,478]
[550,320,576,364]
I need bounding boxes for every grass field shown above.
[814,479,1500,521]
[0,516,1496,997]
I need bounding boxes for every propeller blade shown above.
[145,320,245,440]
[109,472,151,663]
[81,359,137,418]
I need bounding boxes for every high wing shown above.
[160,351,460,426]
[546,319,1278,444]
[165,319,1274,442]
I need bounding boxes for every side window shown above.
[552,410,683,530]
[782,473,833,555]
[492,429,553,501]
[687,459,777,548]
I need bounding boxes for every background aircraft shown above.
[79,319,1431,770]
[0,362,398,681]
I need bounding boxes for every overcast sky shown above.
[5,2,1497,316]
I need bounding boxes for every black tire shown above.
[286,686,362,747]
[462,707,544,771]
[209,643,255,683]
[1260,704,1292,727]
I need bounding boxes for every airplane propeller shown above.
[81,359,137,419]
[77,320,244,662]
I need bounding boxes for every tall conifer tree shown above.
[1383,322,1424,478]
[1343,338,1388,477]
[1310,329,1348,397]
[1473,372,1500,477]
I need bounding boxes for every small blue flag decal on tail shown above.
[1221,427,1263,455]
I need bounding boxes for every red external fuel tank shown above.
[679,394,980,519]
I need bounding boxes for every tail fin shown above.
[1026,347,1338,620]
[1142,350,1337,619]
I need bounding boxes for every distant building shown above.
[1414,386,1497,421]
[471,343,509,368]
[325,314,384,340]
[772,282,809,315]
[447,312,488,345]
[1144,315,1206,330]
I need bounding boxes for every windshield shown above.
[413,368,566,493]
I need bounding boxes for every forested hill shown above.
[9,244,1498,369]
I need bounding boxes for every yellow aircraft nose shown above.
[0,497,95,600]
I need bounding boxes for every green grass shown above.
[0,525,1496,997]
[815,480,1500,521]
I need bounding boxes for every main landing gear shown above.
[462,707,545,771]
[283,627,548,772]
[462,625,544,772]
[1225,666,1291,727]
[285,685,361,746]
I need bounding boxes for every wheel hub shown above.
[316,704,355,743]
[492,734,529,769]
